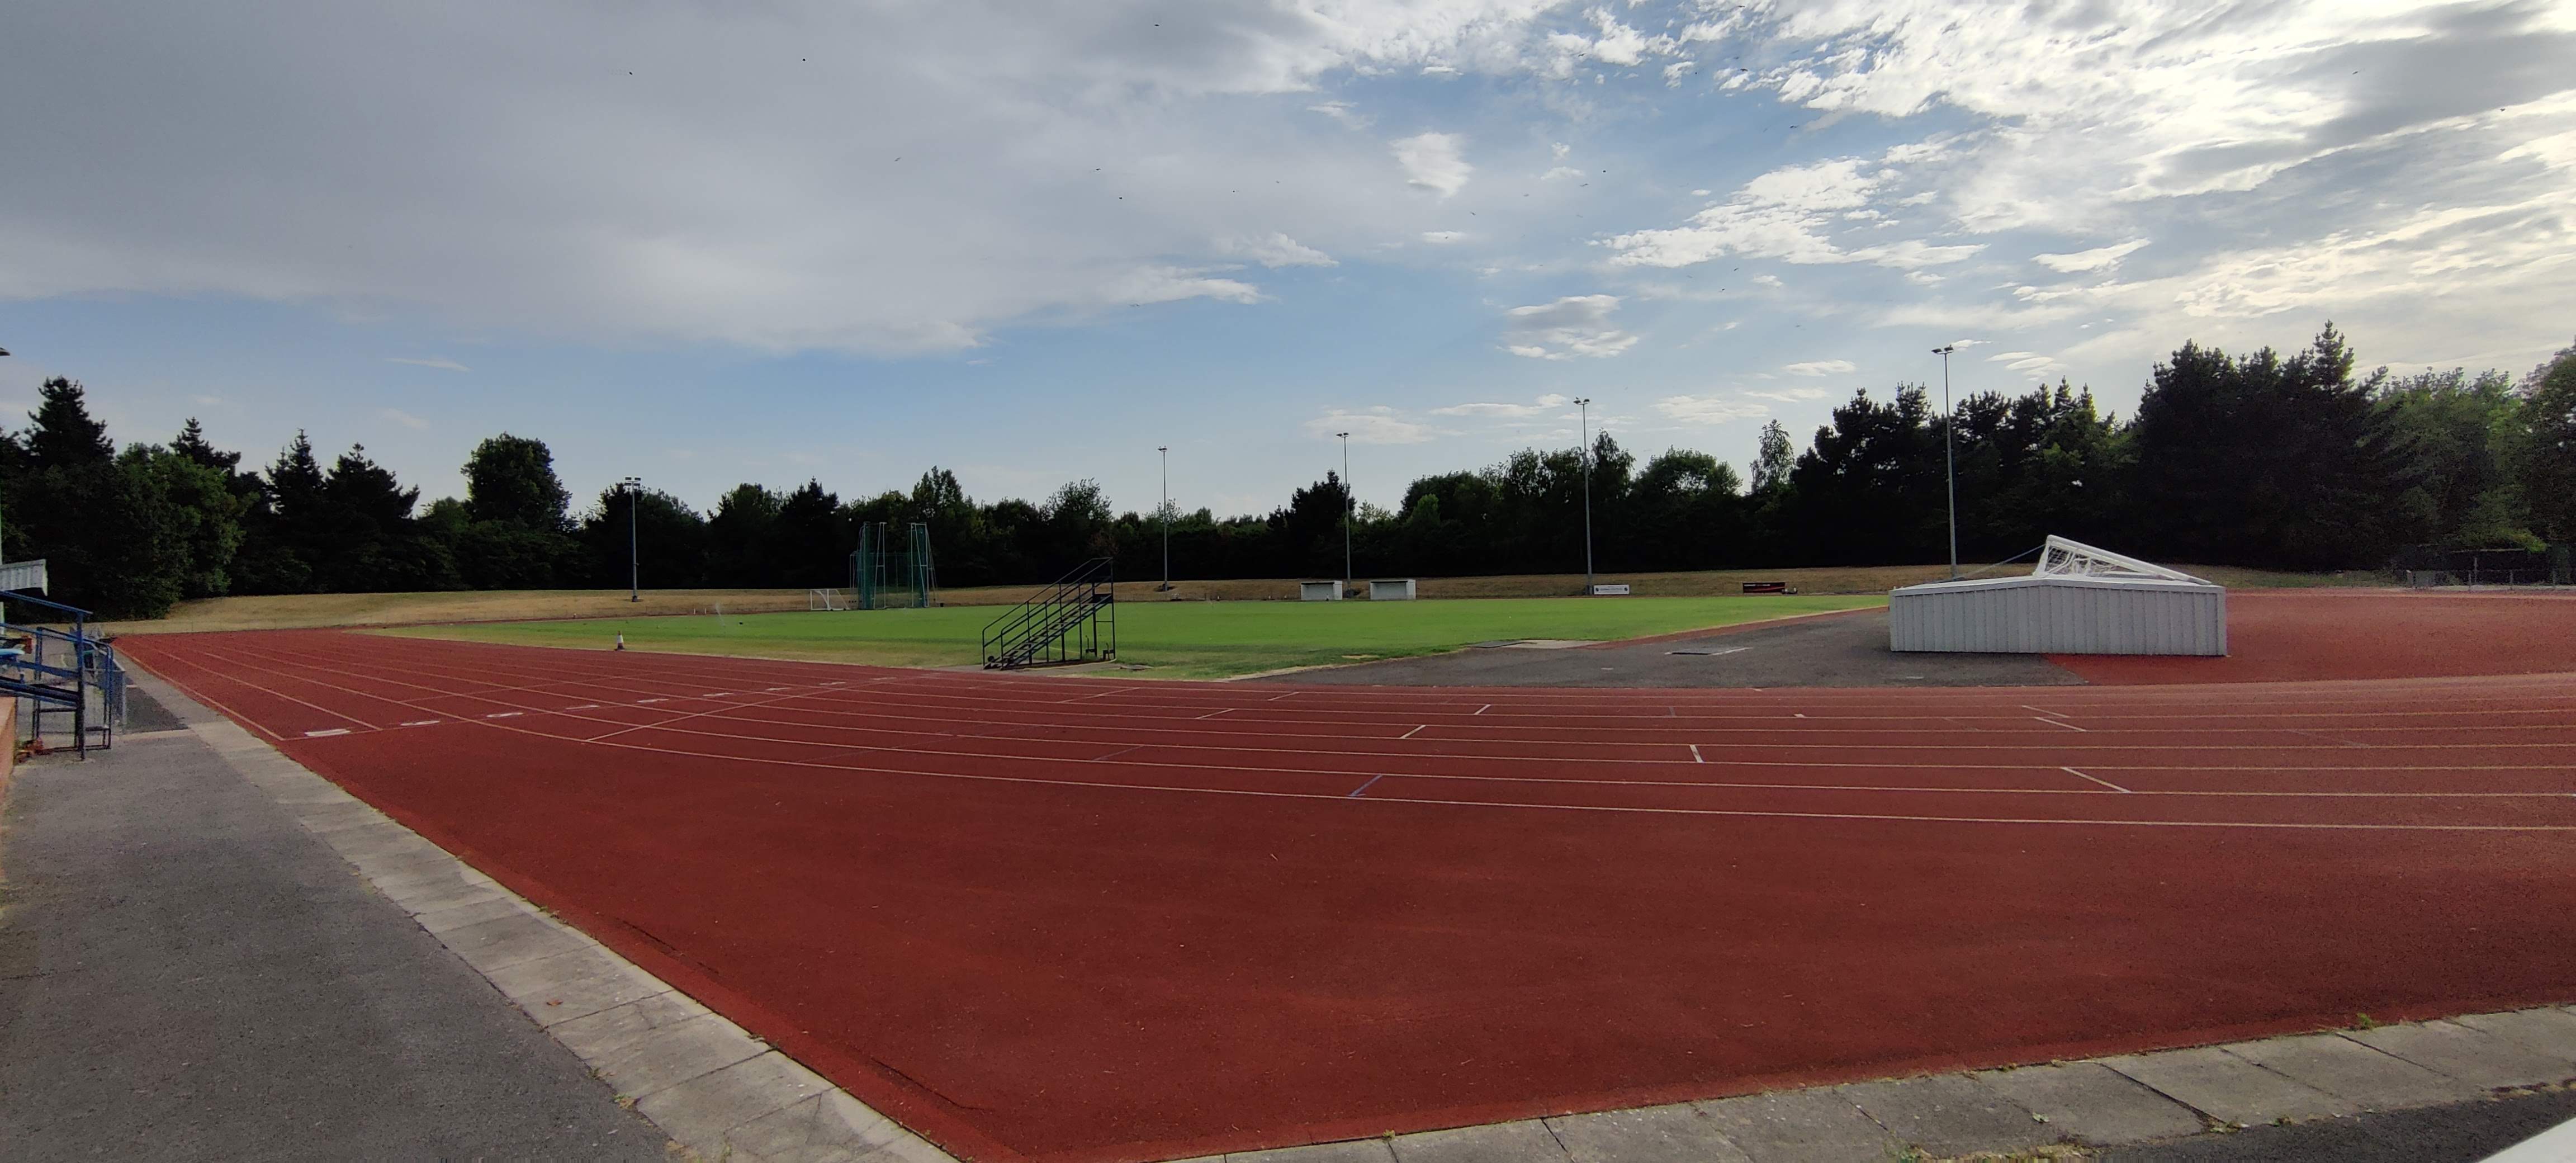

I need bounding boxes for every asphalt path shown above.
[0,687,669,1161]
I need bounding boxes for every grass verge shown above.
[381,594,1890,679]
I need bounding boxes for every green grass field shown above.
[383,594,1887,679]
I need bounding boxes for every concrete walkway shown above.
[10,670,2572,1162]
[0,712,669,1159]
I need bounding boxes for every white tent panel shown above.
[1890,537,2226,656]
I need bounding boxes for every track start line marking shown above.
[303,728,351,737]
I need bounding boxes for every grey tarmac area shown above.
[1261,606,2085,687]
[0,686,672,1162]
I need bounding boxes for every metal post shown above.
[621,476,644,601]
[1336,432,1352,590]
[1932,346,1959,580]
[1574,397,1595,594]
[1157,446,1171,592]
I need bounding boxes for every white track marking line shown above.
[145,648,381,733]
[2023,704,2066,717]
[636,698,667,705]
[568,704,600,710]
[2063,767,2132,793]
[586,688,826,744]
[1401,725,1426,740]
[400,720,442,727]
[2037,716,2087,731]
[1199,708,1230,720]
[303,728,351,737]
[1691,744,1705,764]
[199,641,2576,782]
[485,711,522,719]
[1476,704,1491,715]
[123,654,289,740]
[188,643,2576,832]
[1347,774,1386,798]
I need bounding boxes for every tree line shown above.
[6,323,2571,618]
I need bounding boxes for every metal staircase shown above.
[981,558,1116,670]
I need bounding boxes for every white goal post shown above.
[809,588,855,611]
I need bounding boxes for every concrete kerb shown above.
[122,667,959,1163]
[117,669,2576,1163]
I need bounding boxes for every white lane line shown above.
[304,728,352,737]
[1347,773,1386,798]
[568,704,600,711]
[399,720,442,727]
[1475,704,1492,716]
[2037,716,2087,731]
[637,698,667,705]
[1691,744,1705,764]
[1199,708,1232,720]
[703,692,730,698]
[2022,704,2066,717]
[766,687,793,693]
[1401,725,1426,740]
[2064,767,2132,793]
[485,711,523,719]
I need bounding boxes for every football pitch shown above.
[383,594,1888,679]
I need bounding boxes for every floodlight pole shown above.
[1157,446,1171,592]
[1932,346,1959,580]
[1574,397,1595,594]
[1336,432,1352,590]
[621,476,644,602]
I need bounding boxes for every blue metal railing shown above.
[1,589,124,755]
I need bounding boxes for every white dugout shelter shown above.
[1889,536,2227,656]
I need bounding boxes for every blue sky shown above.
[6,0,2574,518]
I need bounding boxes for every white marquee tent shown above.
[1889,536,2227,656]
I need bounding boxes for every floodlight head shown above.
[1336,431,1349,439]
[1933,344,1954,355]
[0,347,11,357]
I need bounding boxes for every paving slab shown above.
[727,1089,913,1162]
[2348,1020,2576,1091]
[0,720,666,1160]
[439,909,594,972]
[1973,1061,2208,1146]
[2224,1033,2483,1109]
[1390,1118,1566,1163]
[1696,1088,1902,1163]
[552,990,720,1061]
[1841,1073,2059,1156]
[586,1011,773,1100]
[2105,1045,2359,1126]
[1229,1139,1400,1163]
[2456,1009,2576,1065]
[1545,1101,1753,1163]
[634,1049,833,1157]
[414,893,535,935]
[482,945,673,1026]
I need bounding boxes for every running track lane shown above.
[119,630,2576,1163]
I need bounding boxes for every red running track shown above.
[119,630,2576,1163]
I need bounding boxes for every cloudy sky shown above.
[5,0,2573,517]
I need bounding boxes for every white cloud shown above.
[1420,230,1465,244]
[1306,101,1368,129]
[378,407,429,429]
[386,356,470,372]
[1782,359,1855,376]
[1432,393,1570,418]
[1393,132,1472,196]
[1655,395,1769,424]
[1664,61,1697,86]
[2033,240,2149,272]
[1305,407,1441,445]
[1216,233,1337,268]
[1603,154,1978,270]
[1744,386,1830,403]
[1500,294,1637,360]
